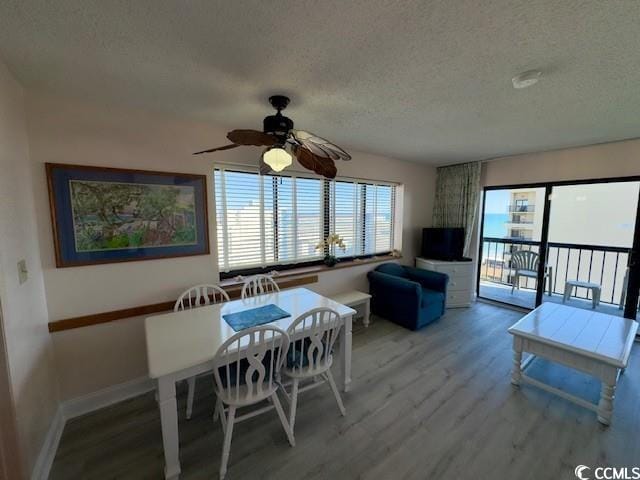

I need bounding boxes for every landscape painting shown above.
[70,180,198,252]
[47,164,209,267]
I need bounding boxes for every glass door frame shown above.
[476,175,640,319]
[624,188,640,319]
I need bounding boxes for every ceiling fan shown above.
[193,95,351,178]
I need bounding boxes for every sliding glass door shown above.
[478,187,546,309]
[478,177,640,320]
[542,181,640,316]
[625,195,640,320]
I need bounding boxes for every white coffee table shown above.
[508,302,638,425]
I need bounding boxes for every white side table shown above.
[331,291,372,327]
[563,280,601,309]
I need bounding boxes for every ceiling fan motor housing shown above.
[263,113,293,142]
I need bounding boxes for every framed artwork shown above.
[46,163,210,267]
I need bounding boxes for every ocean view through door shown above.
[479,187,546,309]
[478,178,640,319]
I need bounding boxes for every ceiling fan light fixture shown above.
[263,146,292,172]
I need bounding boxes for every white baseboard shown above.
[31,376,155,480]
[30,406,64,480]
[62,376,155,420]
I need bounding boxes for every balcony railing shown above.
[505,217,534,225]
[480,237,630,305]
[506,233,533,241]
[508,204,535,212]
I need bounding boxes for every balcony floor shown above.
[479,280,628,317]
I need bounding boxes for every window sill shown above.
[219,253,402,289]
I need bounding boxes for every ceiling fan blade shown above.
[294,146,337,179]
[192,144,239,155]
[289,129,351,161]
[227,129,277,147]
[288,130,334,159]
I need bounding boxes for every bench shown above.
[563,280,601,309]
[331,291,372,327]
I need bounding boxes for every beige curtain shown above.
[432,161,481,256]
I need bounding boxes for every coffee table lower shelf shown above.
[511,348,624,425]
[510,336,624,426]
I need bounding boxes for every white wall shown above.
[25,92,437,400]
[482,138,640,187]
[0,62,60,476]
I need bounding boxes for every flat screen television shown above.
[421,227,465,261]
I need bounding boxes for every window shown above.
[514,199,529,212]
[214,168,398,273]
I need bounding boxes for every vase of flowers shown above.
[316,233,346,267]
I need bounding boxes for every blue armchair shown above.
[367,263,448,330]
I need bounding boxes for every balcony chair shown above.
[367,263,448,330]
[510,250,553,296]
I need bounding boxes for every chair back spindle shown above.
[241,275,280,299]
[286,308,342,376]
[212,326,289,405]
[511,250,539,271]
[175,284,230,311]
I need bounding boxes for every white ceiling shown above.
[1,0,639,165]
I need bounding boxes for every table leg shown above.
[158,376,181,479]
[363,300,371,328]
[597,382,615,426]
[511,337,523,387]
[339,315,352,392]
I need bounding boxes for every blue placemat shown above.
[223,304,291,332]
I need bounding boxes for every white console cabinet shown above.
[415,257,475,308]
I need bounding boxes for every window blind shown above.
[214,168,397,272]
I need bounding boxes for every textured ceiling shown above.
[1,0,639,165]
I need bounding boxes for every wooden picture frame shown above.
[46,163,210,267]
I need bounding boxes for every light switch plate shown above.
[17,259,28,284]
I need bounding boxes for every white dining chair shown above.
[212,325,294,479]
[174,284,229,419]
[241,274,280,299]
[280,307,346,434]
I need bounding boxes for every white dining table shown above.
[145,287,356,479]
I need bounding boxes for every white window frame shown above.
[213,165,402,274]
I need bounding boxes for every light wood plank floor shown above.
[50,302,640,479]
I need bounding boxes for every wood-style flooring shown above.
[50,302,640,479]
